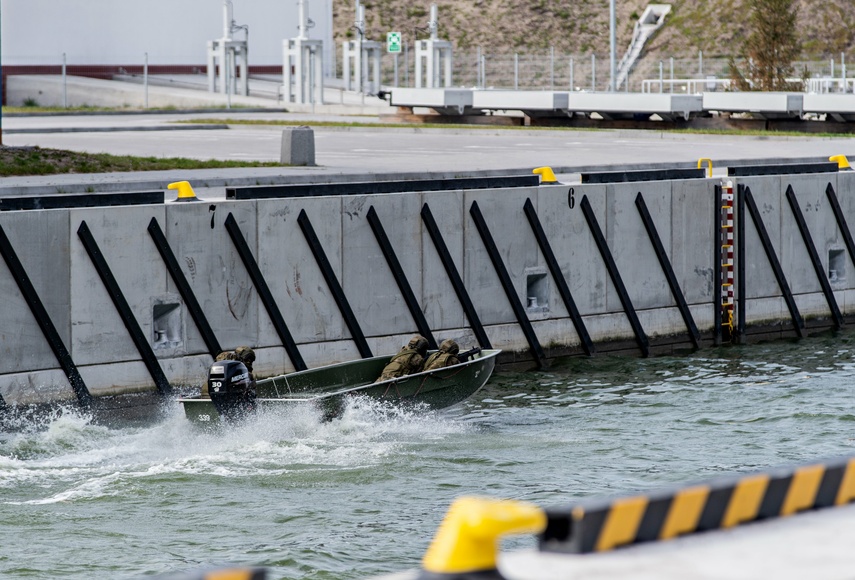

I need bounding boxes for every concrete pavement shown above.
[2,108,855,197]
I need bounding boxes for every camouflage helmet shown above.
[234,346,255,362]
[439,339,459,355]
[407,335,429,357]
[234,346,256,370]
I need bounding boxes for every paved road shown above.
[3,110,855,193]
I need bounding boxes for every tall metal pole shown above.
[569,57,574,90]
[591,54,596,90]
[143,52,149,108]
[298,0,308,39]
[550,46,554,89]
[310,48,315,112]
[669,56,674,93]
[356,2,364,94]
[609,0,616,91]
[223,0,232,40]
[226,50,232,109]
[62,53,68,109]
[476,46,481,88]
[514,53,518,90]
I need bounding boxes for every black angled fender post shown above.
[420,203,492,350]
[522,197,595,356]
[0,224,92,407]
[741,186,805,338]
[77,220,171,396]
[826,183,855,285]
[366,205,437,350]
[580,194,650,357]
[785,185,843,330]
[635,192,701,349]
[147,217,223,358]
[297,209,373,359]
[224,212,307,371]
[469,200,547,369]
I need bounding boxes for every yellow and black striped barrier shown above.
[539,455,855,554]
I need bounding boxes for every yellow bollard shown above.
[419,496,546,579]
[168,181,201,202]
[697,158,713,178]
[830,154,851,170]
[532,166,558,183]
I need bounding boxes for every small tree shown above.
[729,0,801,91]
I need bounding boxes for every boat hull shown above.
[179,349,500,424]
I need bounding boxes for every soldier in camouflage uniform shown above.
[215,350,239,362]
[423,339,460,371]
[233,346,256,376]
[215,346,255,375]
[375,335,429,382]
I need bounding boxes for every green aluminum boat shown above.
[179,348,501,424]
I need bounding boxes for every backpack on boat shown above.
[424,339,461,371]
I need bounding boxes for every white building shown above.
[1,0,335,76]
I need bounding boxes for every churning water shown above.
[3,332,855,579]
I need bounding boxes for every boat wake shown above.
[0,395,471,505]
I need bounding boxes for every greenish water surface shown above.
[2,334,854,579]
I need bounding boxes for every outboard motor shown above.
[207,360,256,421]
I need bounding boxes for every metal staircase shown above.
[615,4,671,91]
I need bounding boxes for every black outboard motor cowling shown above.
[208,360,256,420]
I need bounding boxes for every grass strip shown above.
[0,146,281,177]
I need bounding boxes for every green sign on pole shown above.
[387,31,402,53]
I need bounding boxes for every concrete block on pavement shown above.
[281,127,316,166]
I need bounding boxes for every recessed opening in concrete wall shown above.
[829,249,846,283]
[153,302,183,349]
[526,271,549,313]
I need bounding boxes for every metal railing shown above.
[641,76,855,95]
[8,50,855,105]
[641,77,735,94]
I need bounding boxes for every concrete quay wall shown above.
[0,169,852,405]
